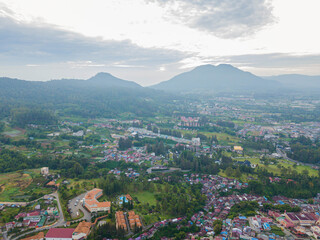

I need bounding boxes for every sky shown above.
[0,0,319,86]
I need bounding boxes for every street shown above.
[9,192,65,240]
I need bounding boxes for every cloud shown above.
[0,13,187,67]
[146,0,274,38]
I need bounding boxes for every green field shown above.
[132,191,157,206]
[235,157,318,177]
[180,129,240,145]
[0,169,52,202]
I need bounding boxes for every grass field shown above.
[132,191,157,206]
[3,126,26,140]
[180,129,240,146]
[0,171,32,201]
[0,169,52,202]
[234,157,318,177]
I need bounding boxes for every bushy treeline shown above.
[146,141,167,156]
[0,136,40,149]
[88,222,125,240]
[0,78,182,118]
[242,137,275,152]
[152,222,200,240]
[98,174,205,217]
[262,203,300,213]
[11,108,57,127]
[288,136,320,164]
[0,149,45,173]
[173,150,223,175]
[228,201,259,219]
[0,149,90,177]
[118,137,132,150]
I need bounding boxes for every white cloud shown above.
[0,0,319,82]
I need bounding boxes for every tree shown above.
[73,162,84,176]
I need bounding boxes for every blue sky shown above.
[0,0,319,85]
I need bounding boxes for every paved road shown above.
[68,191,91,222]
[9,192,66,240]
[276,148,317,168]
[124,212,133,235]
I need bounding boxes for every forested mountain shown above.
[151,64,279,93]
[0,73,178,118]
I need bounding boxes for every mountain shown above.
[46,72,142,89]
[151,64,279,93]
[0,73,175,118]
[263,74,320,90]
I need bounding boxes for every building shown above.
[40,167,49,175]
[45,228,75,240]
[83,188,111,213]
[72,221,92,240]
[285,212,316,226]
[21,232,44,240]
[126,194,133,201]
[128,211,142,230]
[233,146,243,152]
[284,212,299,225]
[279,218,295,228]
[192,138,201,146]
[115,211,127,231]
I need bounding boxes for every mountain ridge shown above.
[151,64,278,93]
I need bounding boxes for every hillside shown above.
[0,73,176,118]
[263,74,320,90]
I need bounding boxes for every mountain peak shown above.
[217,64,236,69]
[151,63,276,93]
[87,72,141,88]
[89,72,115,81]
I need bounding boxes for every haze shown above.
[0,0,319,86]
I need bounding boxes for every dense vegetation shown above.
[228,201,259,218]
[98,174,206,217]
[88,222,125,240]
[11,108,57,127]
[0,78,182,118]
[173,150,224,175]
[288,136,320,164]
[152,222,200,240]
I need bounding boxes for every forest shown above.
[288,136,320,164]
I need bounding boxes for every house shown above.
[21,232,44,240]
[6,222,15,231]
[192,138,201,146]
[279,218,294,228]
[233,146,243,152]
[83,188,111,213]
[72,221,92,240]
[45,228,75,240]
[40,167,49,175]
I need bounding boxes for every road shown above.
[124,212,133,235]
[276,148,317,168]
[67,191,91,222]
[9,192,66,240]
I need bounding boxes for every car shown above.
[74,203,77,206]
